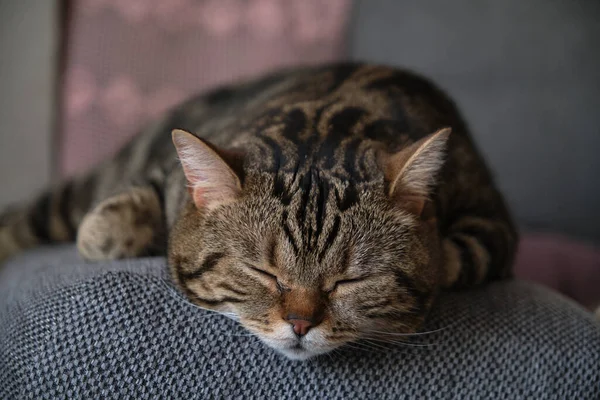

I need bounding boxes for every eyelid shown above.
[245,264,277,280]
[328,276,367,293]
[244,264,290,293]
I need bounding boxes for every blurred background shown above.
[0,0,598,307]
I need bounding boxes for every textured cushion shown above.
[1,246,599,399]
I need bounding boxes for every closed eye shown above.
[245,264,277,280]
[244,264,290,292]
[327,277,367,293]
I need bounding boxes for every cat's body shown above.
[0,63,517,359]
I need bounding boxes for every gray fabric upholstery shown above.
[349,0,600,242]
[1,246,599,399]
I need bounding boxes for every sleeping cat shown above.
[0,63,517,360]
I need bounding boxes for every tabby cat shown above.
[0,63,517,360]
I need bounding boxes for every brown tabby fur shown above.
[0,63,517,359]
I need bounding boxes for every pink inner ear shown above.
[384,128,450,216]
[191,181,240,210]
[172,129,242,210]
[185,170,208,187]
[192,187,207,209]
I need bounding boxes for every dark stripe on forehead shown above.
[318,215,341,263]
[294,168,335,252]
[290,157,303,189]
[313,175,330,248]
[262,134,295,206]
[282,210,299,255]
[272,173,292,206]
[296,170,313,228]
[282,109,314,177]
[179,252,226,281]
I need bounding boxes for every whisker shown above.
[236,337,263,347]
[365,337,437,348]
[323,349,339,363]
[363,325,448,337]
[226,333,258,337]
[225,329,265,341]
[330,348,347,361]
[360,339,398,352]
[342,341,388,355]
[362,311,468,342]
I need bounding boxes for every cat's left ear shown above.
[172,129,243,210]
[382,128,451,216]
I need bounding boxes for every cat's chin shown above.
[252,323,341,360]
[276,346,323,361]
[272,341,340,360]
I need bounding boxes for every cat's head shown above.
[168,128,449,360]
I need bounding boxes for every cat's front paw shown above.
[76,189,162,261]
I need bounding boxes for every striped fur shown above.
[0,63,517,359]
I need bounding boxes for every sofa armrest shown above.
[1,246,599,399]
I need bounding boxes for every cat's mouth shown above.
[246,321,342,360]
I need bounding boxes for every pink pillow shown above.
[60,0,351,177]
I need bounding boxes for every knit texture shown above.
[1,246,599,399]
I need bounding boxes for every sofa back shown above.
[349,0,600,243]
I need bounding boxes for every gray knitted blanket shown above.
[1,246,599,399]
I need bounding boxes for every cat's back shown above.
[174,63,472,187]
[166,62,468,149]
[122,62,477,209]
[114,63,476,192]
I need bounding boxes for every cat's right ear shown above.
[382,128,451,216]
[172,129,242,210]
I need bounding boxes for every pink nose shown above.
[288,319,313,336]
